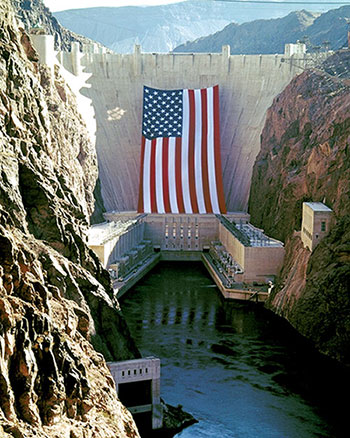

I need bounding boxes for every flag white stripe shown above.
[155,138,165,213]
[168,137,179,213]
[143,139,152,213]
[181,89,192,213]
[194,89,206,214]
[207,87,220,214]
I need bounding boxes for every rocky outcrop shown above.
[249,52,350,364]
[11,0,102,51]
[11,0,108,221]
[0,0,140,436]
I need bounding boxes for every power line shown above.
[209,0,350,4]
[54,0,350,46]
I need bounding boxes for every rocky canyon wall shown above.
[0,1,140,436]
[249,52,350,364]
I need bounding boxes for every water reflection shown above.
[121,262,350,438]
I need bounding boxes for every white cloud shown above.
[43,0,183,13]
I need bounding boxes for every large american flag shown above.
[137,85,226,214]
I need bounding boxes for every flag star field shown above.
[142,87,183,139]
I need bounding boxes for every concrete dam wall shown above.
[78,46,306,213]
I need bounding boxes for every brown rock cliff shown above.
[0,0,140,436]
[249,52,350,364]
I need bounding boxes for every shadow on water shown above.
[120,261,350,438]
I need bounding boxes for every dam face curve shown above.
[80,47,305,212]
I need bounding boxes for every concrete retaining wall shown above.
[219,221,284,282]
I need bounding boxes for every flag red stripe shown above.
[175,137,185,213]
[162,138,171,213]
[200,88,213,213]
[137,136,146,213]
[213,85,226,214]
[150,139,157,213]
[188,89,199,214]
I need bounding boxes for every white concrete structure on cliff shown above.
[108,357,162,430]
[284,41,306,57]
[301,202,333,251]
[29,33,97,144]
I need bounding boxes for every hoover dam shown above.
[30,35,335,307]
[54,41,311,213]
[27,36,319,306]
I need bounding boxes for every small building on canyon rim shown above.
[301,202,333,251]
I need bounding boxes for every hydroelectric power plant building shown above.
[89,212,284,302]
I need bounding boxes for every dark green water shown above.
[120,262,349,438]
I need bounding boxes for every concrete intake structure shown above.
[108,357,162,430]
[301,202,333,251]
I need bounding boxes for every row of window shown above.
[121,368,149,377]
[164,243,199,249]
[303,221,327,240]
[164,224,199,239]
[302,227,313,240]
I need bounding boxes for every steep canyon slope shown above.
[0,1,140,437]
[174,6,350,54]
[249,52,350,364]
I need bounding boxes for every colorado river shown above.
[120,262,349,438]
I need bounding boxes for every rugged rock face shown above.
[249,52,350,364]
[0,0,140,436]
[11,0,108,224]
